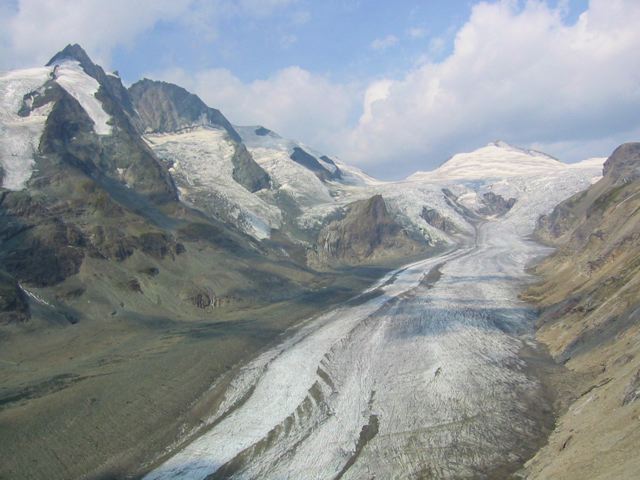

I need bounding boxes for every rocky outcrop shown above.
[0,270,30,323]
[521,142,640,480]
[290,147,341,182]
[602,142,640,185]
[310,195,427,267]
[231,143,271,192]
[129,79,270,192]
[477,192,516,217]
[420,207,458,233]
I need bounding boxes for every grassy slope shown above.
[520,143,640,480]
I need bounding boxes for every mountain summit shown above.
[409,141,565,181]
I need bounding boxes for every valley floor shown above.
[143,216,561,479]
[0,266,391,480]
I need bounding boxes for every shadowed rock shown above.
[311,194,426,266]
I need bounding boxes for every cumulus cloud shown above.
[344,0,640,176]
[154,66,359,150]
[2,0,193,68]
[151,0,640,178]
[3,0,639,179]
[370,34,399,51]
[0,0,298,69]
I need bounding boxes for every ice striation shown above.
[144,158,603,479]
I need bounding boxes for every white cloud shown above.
[3,0,639,179]
[343,0,640,175]
[360,80,393,124]
[370,34,399,51]
[2,0,193,69]
[153,66,359,151]
[0,0,298,69]
[407,27,427,39]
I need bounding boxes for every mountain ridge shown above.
[0,43,632,480]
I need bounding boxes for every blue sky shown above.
[110,1,472,85]
[1,0,638,179]
[109,0,587,85]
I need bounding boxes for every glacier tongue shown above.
[143,161,602,479]
[0,67,52,190]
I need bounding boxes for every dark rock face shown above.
[0,271,30,323]
[290,147,342,182]
[129,79,271,193]
[192,291,213,309]
[320,155,342,179]
[128,79,241,141]
[40,46,178,203]
[231,144,271,192]
[441,188,481,222]
[602,142,640,185]
[312,195,426,266]
[254,126,271,136]
[46,44,138,132]
[478,192,516,217]
[0,191,85,287]
[127,278,143,294]
[421,207,457,233]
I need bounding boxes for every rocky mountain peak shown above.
[602,142,640,184]
[46,43,101,79]
[47,43,92,66]
[128,78,241,142]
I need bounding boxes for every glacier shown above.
[0,67,52,190]
[143,158,603,479]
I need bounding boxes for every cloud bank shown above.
[155,0,640,177]
[3,0,640,178]
[347,0,640,175]
[1,0,298,69]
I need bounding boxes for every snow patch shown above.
[146,127,282,240]
[409,142,566,181]
[52,60,112,135]
[0,67,52,190]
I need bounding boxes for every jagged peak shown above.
[46,44,94,68]
[602,142,640,183]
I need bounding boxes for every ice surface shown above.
[0,67,52,190]
[144,156,602,479]
[146,128,282,240]
[409,141,566,181]
[52,60,112,135]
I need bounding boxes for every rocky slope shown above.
[129,79,271,193]
[309,194,428,267]
[0,46,351,480]
[521,143,640,480]
[0,42,622,480]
